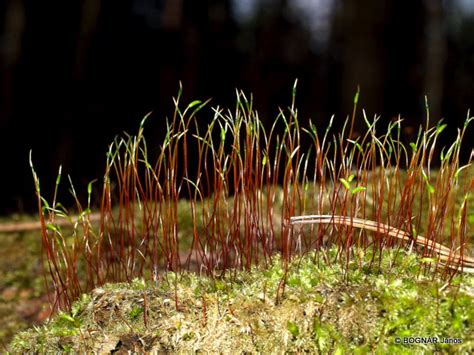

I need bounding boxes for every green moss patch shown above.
[10,248,474,353]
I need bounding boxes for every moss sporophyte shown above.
[14,84,474,352]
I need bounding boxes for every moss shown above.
[9,247,474,353]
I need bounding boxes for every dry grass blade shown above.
[0,213,102,233]
[290,214,474,273]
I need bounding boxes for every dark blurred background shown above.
[0,0,474,215]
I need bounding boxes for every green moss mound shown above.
[10,248,474,353]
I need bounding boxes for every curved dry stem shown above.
[290,214,474,273]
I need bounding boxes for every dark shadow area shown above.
[1,0,474,214]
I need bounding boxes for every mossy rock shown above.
[10,248,474,353]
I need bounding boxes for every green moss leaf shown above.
[287,321,299,338]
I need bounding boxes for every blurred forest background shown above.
[1,0,474,215]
